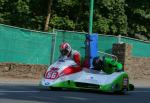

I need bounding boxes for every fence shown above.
[53,30,86,62]
[0,24,54,64]
[0,24,150,65]
[121,36,150,57]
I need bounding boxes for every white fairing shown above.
[41,57,124,86]
[47,58,75,72]
[70,69,124,85]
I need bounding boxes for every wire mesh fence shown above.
[0,24,150,65]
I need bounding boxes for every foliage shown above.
[94,0,127,35]
[125,0,150,39]
[0,0,47,30]
[0,0,150,40]
[49,14,75,30]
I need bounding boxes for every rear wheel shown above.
[129,84,134,91]
[113,83,128,95]
[115,88,128,95]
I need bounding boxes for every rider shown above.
[59,42,81,66]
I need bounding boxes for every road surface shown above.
[0,79,150,103]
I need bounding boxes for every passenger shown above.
[92,57,123,74]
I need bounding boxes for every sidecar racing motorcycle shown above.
[39,56,134,94]
[39,34,134,94]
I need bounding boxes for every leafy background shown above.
[0,0,150,40]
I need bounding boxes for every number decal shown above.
[45,67,59,79]
[46,72,51,78]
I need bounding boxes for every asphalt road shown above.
[0,83,150,103]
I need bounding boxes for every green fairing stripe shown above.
[51,80,77,88]
[100,72,128,92]
[51,81,99,90]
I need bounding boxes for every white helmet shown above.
[60,42,72,56]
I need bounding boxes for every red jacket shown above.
[68,50,81,65]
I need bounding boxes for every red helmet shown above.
[60,42,72,56]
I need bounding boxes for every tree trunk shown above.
[44,0,53,31]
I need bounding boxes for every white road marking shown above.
[63,96,88,100]
[129,91,150,93]
[0,91,40,93]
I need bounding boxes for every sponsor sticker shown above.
[86,76,94,80]
[45,82,50,85]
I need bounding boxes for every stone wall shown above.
[112,43,150,79]
[125,58,150,79]
[0,63,47,79]
[112,43,132,67]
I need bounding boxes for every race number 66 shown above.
[45,67,59,79]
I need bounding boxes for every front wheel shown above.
[121,88,128,95]
[48,87,62,91]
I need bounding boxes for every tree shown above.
[93,0,127,35]
[44,0,53,31]
[126,0,150,40]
